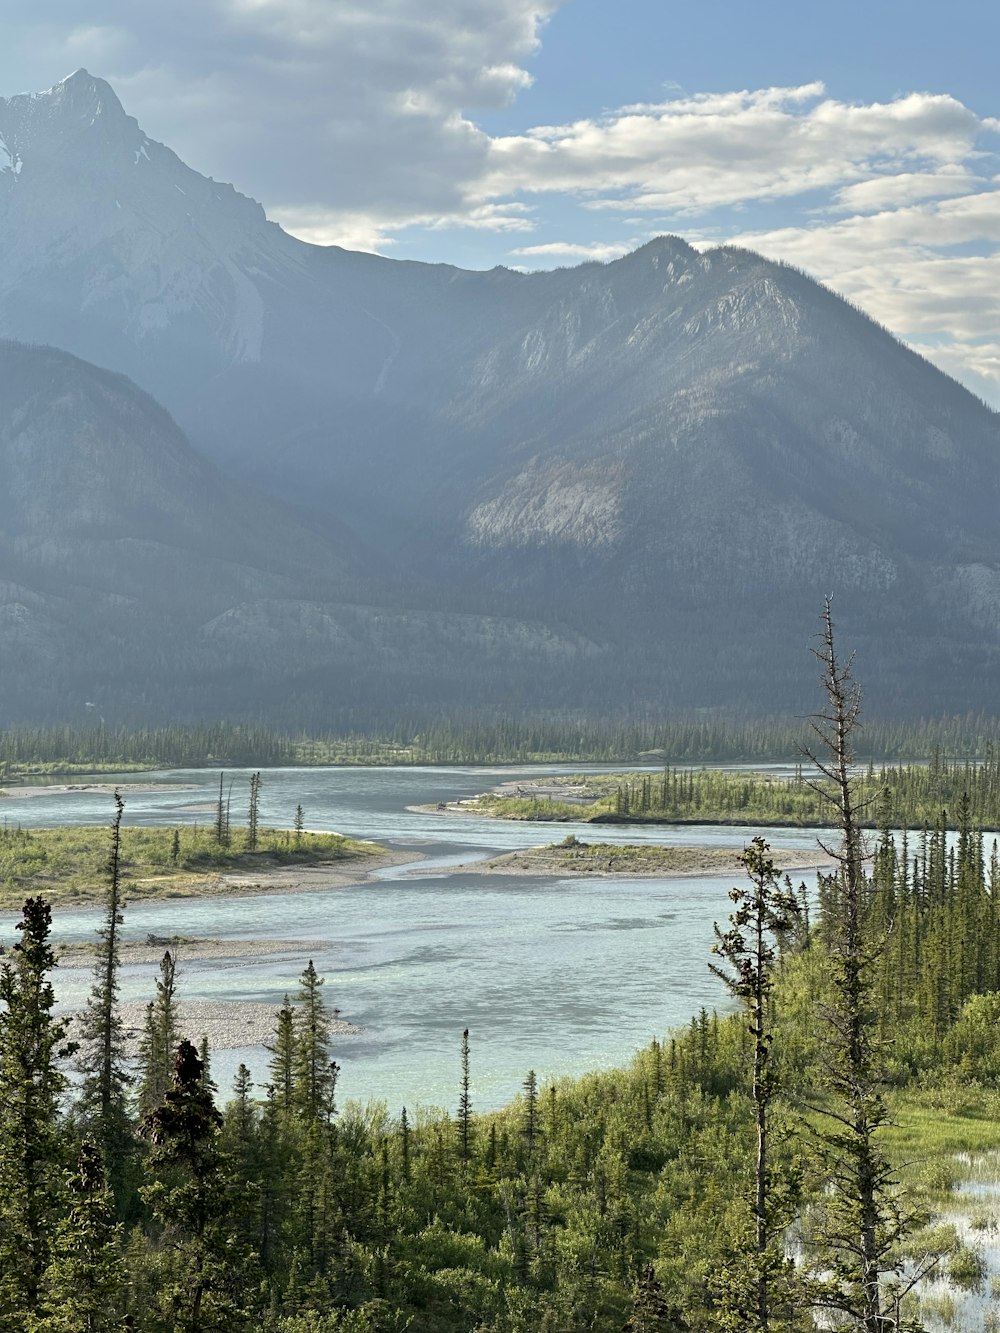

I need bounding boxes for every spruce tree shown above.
[215,771,228,846]
[256,1086,292,1278]
[400,1107,411,1183]
[709,836,801,1330]
[75,790,134,1214]
[521,1070,539,1160]
[220,1066,265,1264]
[268,997,296,1122]
[292,962,337,1124]
[457,1028,473,1165]
[0,897,76,1324]
[139,1040,251,1332]
[247,772,262,853]
[35,1143,126,1333]
[136,950,180,1115]
[289,963,339,1279]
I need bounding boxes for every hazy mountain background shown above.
[2,70,1000,725]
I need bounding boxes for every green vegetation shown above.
[467,750,1000,831]
[0,824,374,907]
[10,620,1000,1327]
[10,712,1000,781]
[4,891,1000,1332]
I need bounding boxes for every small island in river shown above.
[0,823,410,909]
[447,836,833,878]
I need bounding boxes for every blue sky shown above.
[1,1,998,403]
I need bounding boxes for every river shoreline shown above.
[193,845,421,899]
[0,845,420,913]
[0,782,197,799]
[63,999,363,1056]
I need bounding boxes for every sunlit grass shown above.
[885,1092,1000,1198]
[0,823,375,907]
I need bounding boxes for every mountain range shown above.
[2,69,1000,725]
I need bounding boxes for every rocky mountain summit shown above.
[3,71,1000,723]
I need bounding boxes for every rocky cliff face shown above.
[3,71,1000,721]
[0,71,297,365]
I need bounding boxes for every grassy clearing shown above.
[886,1090,1000,1185]
[0,824,375,908]
[881,1092,1000,1332]
[546,838,746,874]
[459,794,589,821]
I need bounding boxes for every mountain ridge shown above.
[3,72,1000,721]
[0,339,613,724]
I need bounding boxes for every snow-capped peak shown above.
[43,68,128,124]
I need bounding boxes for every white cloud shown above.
[264,207,400,254]
[512,239,633,261]
[272,200,536,254]
[478,86,992,214]
[246,76,1000,291]
[830,168,979,212]
[424,202,536,232]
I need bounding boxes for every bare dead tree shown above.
[800,599,925,1333]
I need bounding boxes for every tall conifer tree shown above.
[136,950,180,1115]
[803,601,915,1331]
[139,1040,251,1332]
[710,836,801,1330]
[457,1028,473,1165]
[0,897,75,1324]
[76,790,133,1213]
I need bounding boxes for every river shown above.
[0,764,834,1112]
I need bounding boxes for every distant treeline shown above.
[9,712,1000,774]
[0,722,297,774]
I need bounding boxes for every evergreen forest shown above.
[10,712,1000,781]
[5,614,1000,1330]
[466,753,1000,834]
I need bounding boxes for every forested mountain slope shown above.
[0,343,602,723]
[4,71,1000,719]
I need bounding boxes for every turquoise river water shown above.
[0,765,834,1113]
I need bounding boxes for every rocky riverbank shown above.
[64,999,363,1056]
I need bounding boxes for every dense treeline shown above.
[868,792,1000,1053]
[606,748,1000,830]
[0,894,805,1332]
[0,722,297,774]
[12,712,1000,778]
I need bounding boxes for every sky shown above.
[1,1,999,404]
